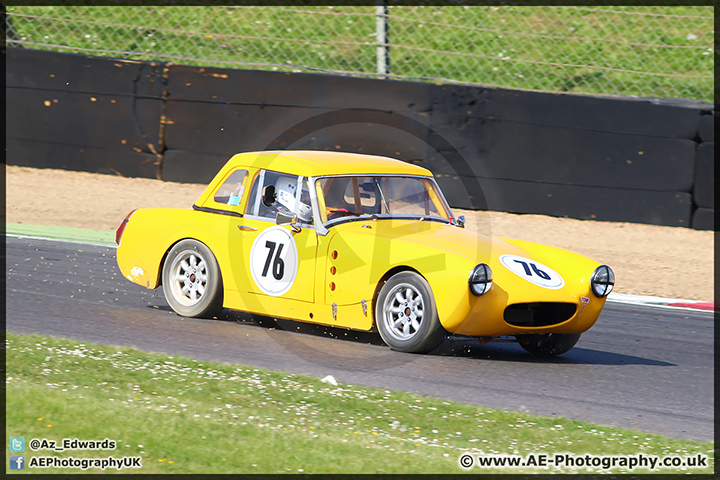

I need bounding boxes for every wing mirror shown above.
[262,185,277,207]
[456,215,465,228]
[276,211,301,233]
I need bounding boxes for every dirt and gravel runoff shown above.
[6,165,713,301]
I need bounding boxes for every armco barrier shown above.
[6,48,165,178]
[423,84,712,227]
[161,64,432,165]
[5,47,714,229]
[691,141,714,231]
[434,174,693,226]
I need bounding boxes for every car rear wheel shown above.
[515,333,581,357]
[162,239,223,318]
[376,271,446,353]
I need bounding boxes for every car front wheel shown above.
[515,333,581,357]
[162,239,223,318]
[375,271,446,353]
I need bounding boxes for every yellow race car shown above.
[116,150,614,356]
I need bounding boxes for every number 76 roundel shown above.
[250,226,299,296]
[499,254,565,289]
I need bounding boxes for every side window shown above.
[213,169,248,206]
[246,171,314,225]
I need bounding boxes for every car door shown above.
[230,170,318,303]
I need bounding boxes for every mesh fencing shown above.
[5,4,714,102]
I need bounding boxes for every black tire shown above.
[162,239,223,318]
[515,333,581,357]
[375,271,446,353]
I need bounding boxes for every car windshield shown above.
[315,176,452,225]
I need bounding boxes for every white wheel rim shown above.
[382,282,425,341]
[169,249,208,307]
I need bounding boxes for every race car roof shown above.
[224,150,433,177]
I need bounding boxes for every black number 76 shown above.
[262,241,285,280]
[513,259,551,280]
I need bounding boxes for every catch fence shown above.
[4,5,714,102]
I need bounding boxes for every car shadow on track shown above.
[216,309,386,345]
[204,308,675,367]
[436,339,675,366]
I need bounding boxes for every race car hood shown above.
[340,217,532,263]
[327,217,602,293]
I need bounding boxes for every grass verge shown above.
[5,223,116,247]
[6,332,714,474]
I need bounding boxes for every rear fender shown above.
[117,208,229,290]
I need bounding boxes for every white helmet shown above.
[276,178,313,223]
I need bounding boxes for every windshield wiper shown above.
[327,209,379,221]
[347,211,379,220]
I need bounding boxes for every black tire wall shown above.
[6,47,714,229]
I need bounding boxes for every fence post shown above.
[376,1,390,78]
[4,10,24,47]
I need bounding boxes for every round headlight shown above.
[591,265,615,297]
[469,263,492,296]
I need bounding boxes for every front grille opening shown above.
[503,302,577,327]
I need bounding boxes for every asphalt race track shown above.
[6,236,714,442]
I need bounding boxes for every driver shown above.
[276,177,313,223]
